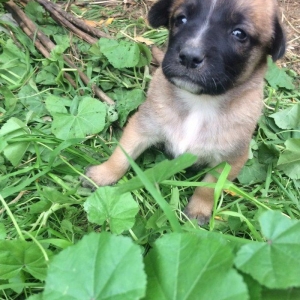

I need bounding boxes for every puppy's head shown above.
[148,0,286,95]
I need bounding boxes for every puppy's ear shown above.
[270,15,286,61]
[148,0,173,28]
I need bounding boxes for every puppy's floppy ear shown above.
[148,0,173,28]
[270,15,286,61]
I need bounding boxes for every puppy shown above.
[85,0,286,224]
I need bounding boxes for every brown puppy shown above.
[85,0,286,224]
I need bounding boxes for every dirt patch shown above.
[278,0,300,74]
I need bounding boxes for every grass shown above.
[0,0,300,299]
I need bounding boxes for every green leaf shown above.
[265,57,295,90]
[84,186,139,234]
[110,88,145,127]
[270,103,300,130]
[277,138,300,179]
[36,63,58,86]
[43,232,146,300]
[18,83,48,116]
[0,240,47,280]
[242,274,262,300]
[0,86,18,116]
[45,95,69,114]
[238,157,267,184]
[25,1,45,24]
[0,117,30,166]
[234,210,300,289]
[99,38,140,69]
[258,115,280,141]
[49,39,70,62]
[144,233,248,300]
[261,288,300,300]
[46,96,106,139]
[258,143,279,164]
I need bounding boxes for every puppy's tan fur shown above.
[85,0,285,224]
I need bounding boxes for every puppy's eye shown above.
[174,15,187,27]
[232,29,247,41]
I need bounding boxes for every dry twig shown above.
[4,0,114,105]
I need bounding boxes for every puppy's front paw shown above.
[82,163,120,188]
[184,204,211,226]
[183,190,213,225]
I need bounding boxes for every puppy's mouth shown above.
[169,76,204,94]
[161,53,232,95]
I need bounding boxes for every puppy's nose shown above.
[179,48,204,69]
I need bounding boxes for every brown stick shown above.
[22,25,51,58]
[4,0,55,51]
[4,0,114,105]
[39,0,111,39]
[35,0,97,44]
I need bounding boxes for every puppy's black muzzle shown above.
[179,47,205,69]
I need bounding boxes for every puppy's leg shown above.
[184,150,249,225]
[85,113,154,186]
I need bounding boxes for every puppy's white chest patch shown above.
[177,111,205,154]
[165,92,223,160]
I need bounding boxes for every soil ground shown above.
[278,0,300,75]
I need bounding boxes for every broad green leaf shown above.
[270,103,300,130]
[238,157,267,184]
[109,88,145,126]
[8,272,27,294]
[277,138,300,179]
[262,287,300,300]
[46,96,106,139]
[99,38,140,69]
[258,115,280,141]
[258,143,279,164]
[18,84,48,116]
[43,232,146,300]
[0,240,47,280]
[265,58,295,90]
[36,63,58,85]
[242,274,262,300]
[84,186,139,234]
[45,95,69,114]
[145,233,248,300]
[235,210,300,289]
[0,117,30,166]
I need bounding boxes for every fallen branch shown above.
[4,0,114,105]
[38,0,111,39]
[35,0,98,44]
